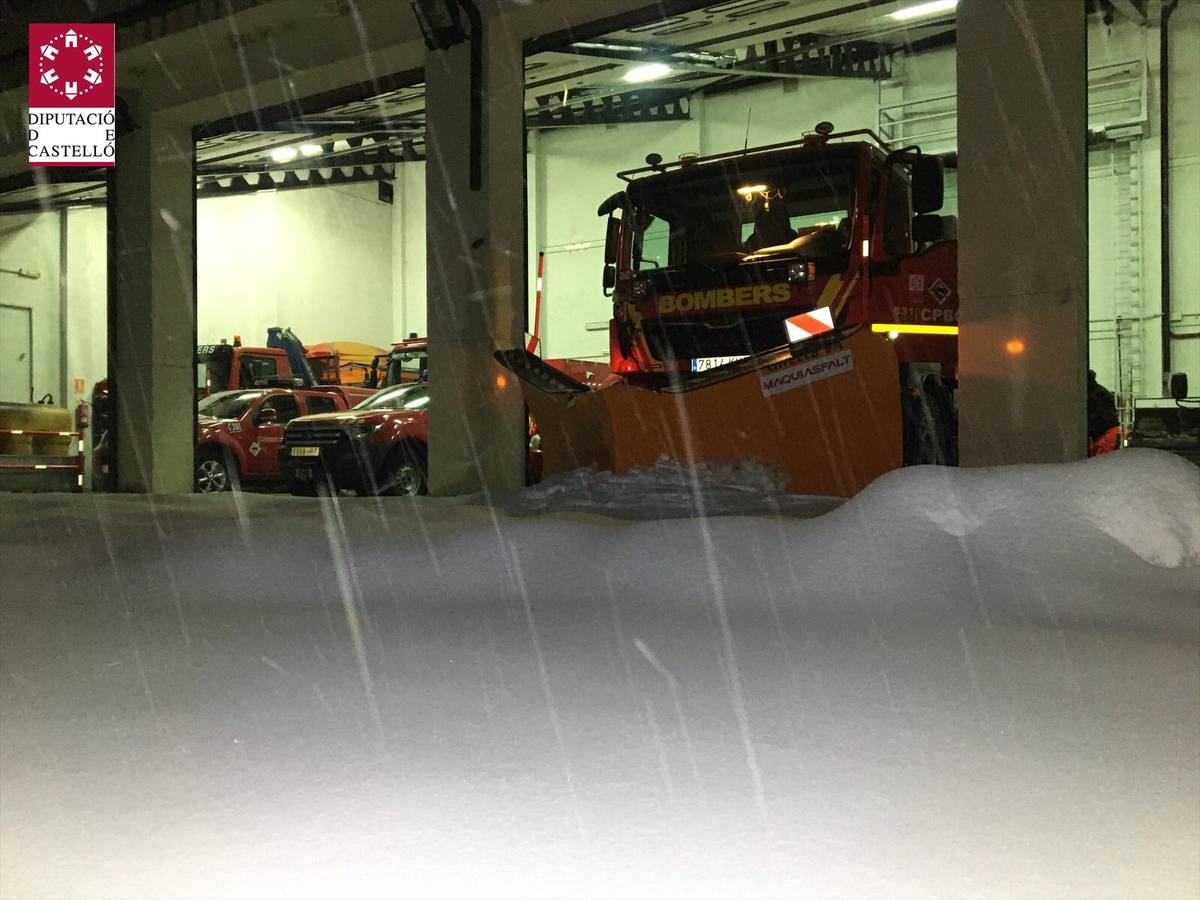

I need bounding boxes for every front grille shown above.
[284,424,350,448]
[643,312,789,362]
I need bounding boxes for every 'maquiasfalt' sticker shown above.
[759,349,853,398]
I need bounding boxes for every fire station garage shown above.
[0,0,1197,496]
[1,2,1199,897]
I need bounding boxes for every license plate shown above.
[291,446,320,457]
[691,355,747,372]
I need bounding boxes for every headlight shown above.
[787,261,815,282]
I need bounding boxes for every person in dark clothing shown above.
[1087,370,1119,439]
[744,202,795,253]
[1087,369,1121,455]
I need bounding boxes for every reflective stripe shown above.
[870,323,958,335]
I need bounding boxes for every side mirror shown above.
[603,265,617,291]
[911,155,944,214]
[1169,372,1189,401]
[596,191,626,217]
[604,216,620,265]
[257,405,278,424]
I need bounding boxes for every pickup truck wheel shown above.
[379,443,427,497]
[196,449,239,494]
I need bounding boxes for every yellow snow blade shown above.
[511,327,902,498]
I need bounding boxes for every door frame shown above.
[0,303,34,404]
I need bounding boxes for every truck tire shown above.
[196,447,240,493]
[378,442,427,497]
[901,364,957,466]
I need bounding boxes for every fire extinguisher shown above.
[75,400,90,433]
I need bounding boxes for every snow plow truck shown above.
[498,124,959,497]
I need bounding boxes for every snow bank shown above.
[511,457,844,519]
[848,449,1200,569]
[1,450,1197,899]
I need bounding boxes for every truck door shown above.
[247,393,300,477]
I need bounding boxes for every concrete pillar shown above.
[108,114,195,493]
[957,0,1088,464]
[424,17,527,495]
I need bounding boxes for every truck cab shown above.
[196,343,293,398]
[600,127,957,384]
[372,336,429,388]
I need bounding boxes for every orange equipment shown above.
[305,341,389,386]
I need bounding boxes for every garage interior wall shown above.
[1,7,1195,418]
[0,211,59,404]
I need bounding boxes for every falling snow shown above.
[1,449,1198,898]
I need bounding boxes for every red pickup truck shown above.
[196,387,356,493]
[278,382,544,496]
[278,383,430,496]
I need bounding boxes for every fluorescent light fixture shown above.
[270,146,298,164]
[0,267,41,279]
[574,41,644,53]
[890,0,958,21]
[299,143,323,157]
[624,62,672,83]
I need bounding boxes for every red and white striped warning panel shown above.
[784,306,834,343]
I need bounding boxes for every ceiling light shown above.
[736,183,768,198]
[299,143,322,157]
[890,0,958,22]
[270,146,298,164]
[624,62,672,83]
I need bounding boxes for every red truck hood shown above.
[197,414,232,438]
[291,409,425,428]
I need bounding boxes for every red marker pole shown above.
[527,251,544,354]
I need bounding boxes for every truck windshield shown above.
[198,390,264,420]
[629,158,856,270]
[354,384,429,411]
[385,350,428,386]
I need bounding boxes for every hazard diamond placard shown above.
[28,23,116,167]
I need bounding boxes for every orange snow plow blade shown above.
[499,327,901,497]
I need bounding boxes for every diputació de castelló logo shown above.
[28,23,116,167]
